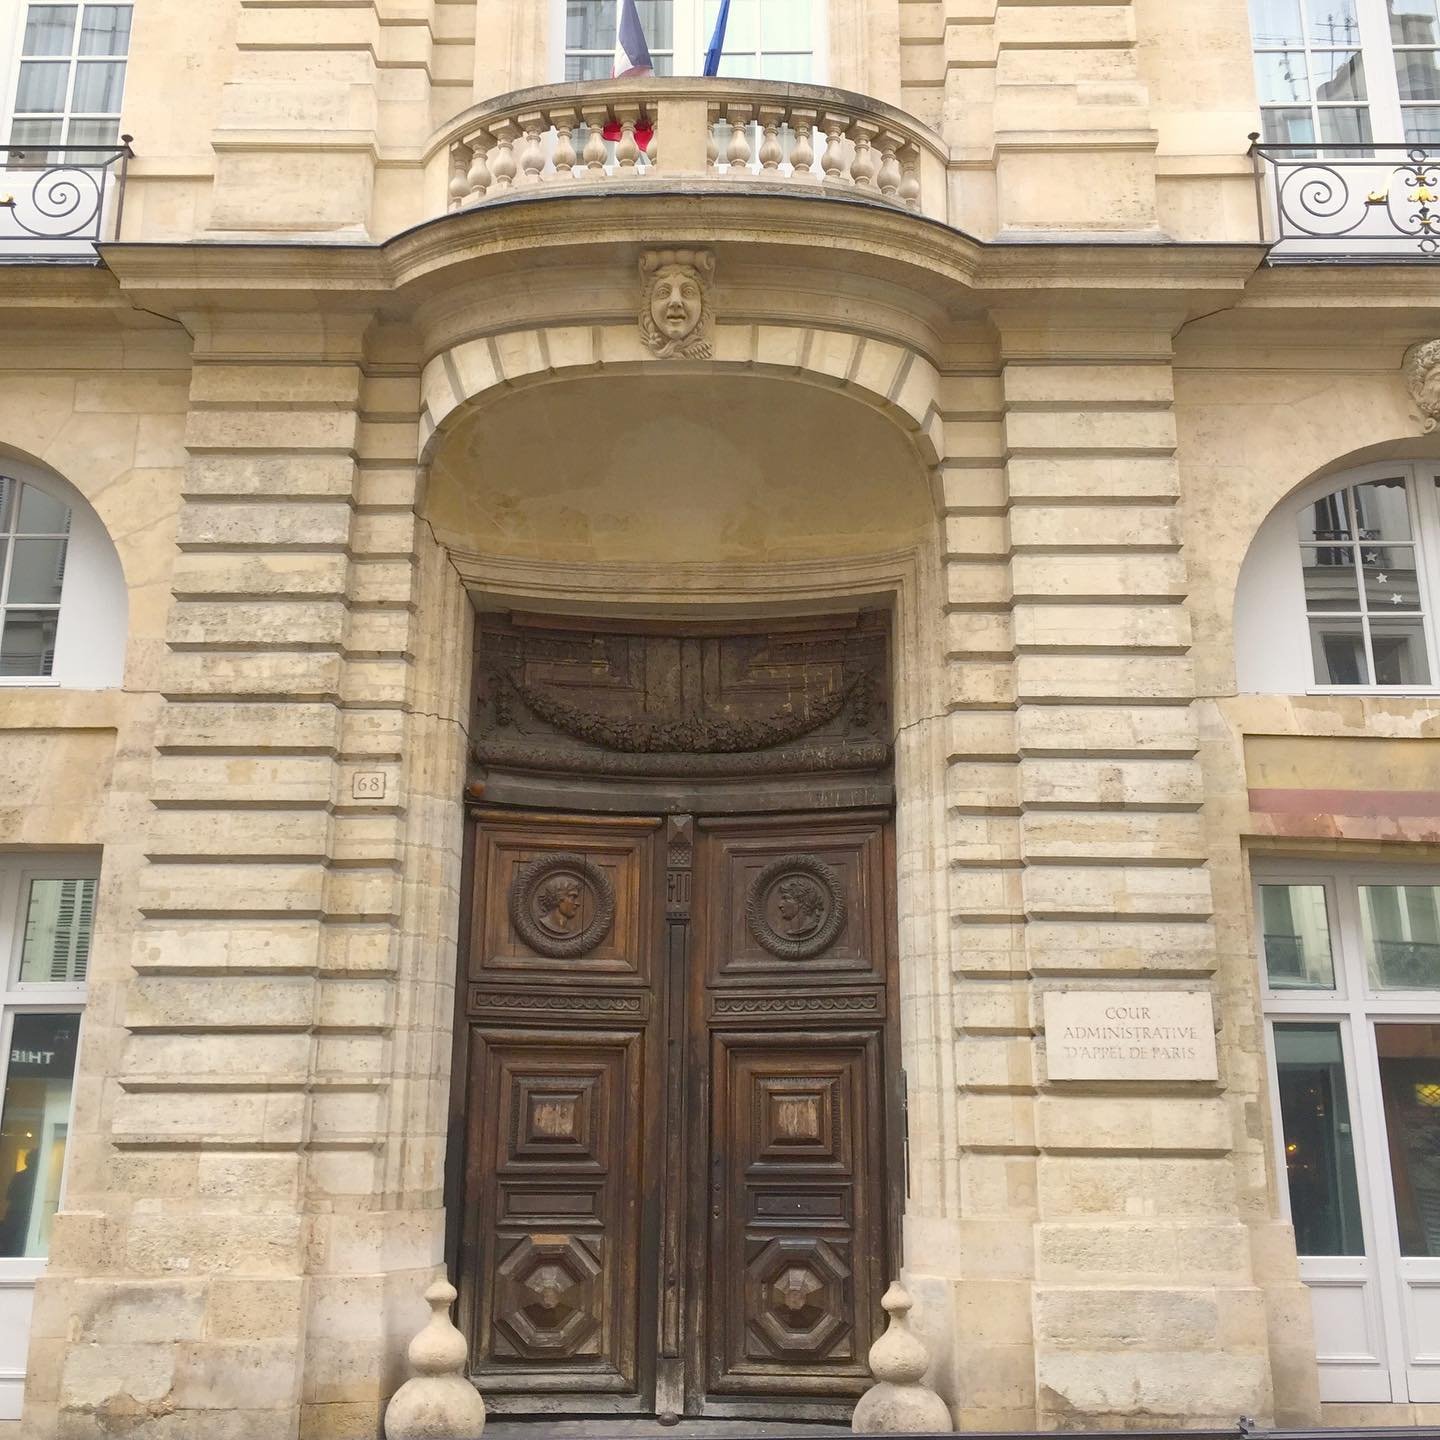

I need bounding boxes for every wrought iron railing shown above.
[0,135,132,255]
[1250,135,1440,260]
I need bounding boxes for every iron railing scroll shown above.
[1251,133,1440,260]
[0,135,132,256]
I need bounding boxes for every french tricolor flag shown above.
[611,0,654,78]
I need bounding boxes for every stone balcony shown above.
[427,78,951,227]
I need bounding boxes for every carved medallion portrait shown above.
[746,854,846,960]
[1403,338,1440,432]
[638,247,715,359]
[509,853,616,959]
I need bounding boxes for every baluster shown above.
[448,143,472,210]
[851,123,879,190]
[788,108,817,182]
[821,113,847,184]
[553,114,578,179]
[876,133,902,199]
[898,146,921,210]
[615,107,642,171]
[581,108,609,176]
[727,106,753,175]
[706,108,721,173]
[518,112,545,185]
[488,121,518,192]
[465,136,492,202]
[757,106,784,174]
[644,127,657,168]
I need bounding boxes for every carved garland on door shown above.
[745,853,847,960]
[508,852,617,959]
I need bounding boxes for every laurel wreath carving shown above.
[744,854,847,961]
[508,852,616,959]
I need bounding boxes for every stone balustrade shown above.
[433,79,948,223]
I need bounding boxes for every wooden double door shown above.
[454,806,899,1421]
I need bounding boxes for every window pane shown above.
[1376,1023,1440,1258]
[6,538,67,606]
[1317,103,1373,146]
[0,611,59,677]
[1261,884,1336,988]
[564,52,610,80]
[1391,0,1440,44]
[759,52,812,80]
[1313,50,1366,100]
[1403,103,1440,141]
[715,0,757,49]
[1301,545,1360,611]
[1255,50,1312,102]
[1362,547,1422,610]
[22,5,77,55]
[17,878,95,984]
[1308,0,1360,36]
[16,484,70,536]
[1252,0,1305,47]
[1370,618,1431,684]
[1310,617,1368,684]
[636,0,672,49]
[1299,487,1351,542]
[566,0,611,50]
[8,118,63,156]
[0,1012,79,1259]
[1261,106,1317,144]
[1396,49,1440,99]
[761,0,810,49]
[1274,1024,1365,1256]
[1351,477,1413,539]
[0,477,13,530]
[70,59,124,113]
[1361,884,1440,988]
[78,5,130,55]
[15,61,70,113]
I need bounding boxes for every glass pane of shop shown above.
[1368,618,1431,685]
[0,1011,80,1258]
[1274,1023,1366,1255]
[16,484,70,536]
[1261,884,1337,989]
[1375,1023,1440,1258]
[16,878,95,985]
[1300,486,1352,542]
[1361,545,1421,611]
[0,610,60,678]
[6,539,67,607]
[1351,477,1413,540]
[1361,885,1440,988]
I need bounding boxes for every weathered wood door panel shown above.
[457,807,896,1420]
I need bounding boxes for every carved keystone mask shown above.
[639,247,715,359]
[1403,339,1440,432]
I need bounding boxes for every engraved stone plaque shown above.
[1044,990,1218,1082]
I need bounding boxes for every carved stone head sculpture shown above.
[639,248,715,358]
[1403,338,1440,432]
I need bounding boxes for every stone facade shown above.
[0,0,1438,1436]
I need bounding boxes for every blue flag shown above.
[703,0,731,76]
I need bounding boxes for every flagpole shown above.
[703,0,731,77]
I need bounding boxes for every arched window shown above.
[1236,460,1440,693]
[0,460,125,689]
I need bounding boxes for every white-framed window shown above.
[0,853,95,1421]
[1248,0,1440,146]
[0,458,127,690]
[1234,460,1440,695]
[1255,861,1440,1403]
[3,2,131,162]
[555,0,825,83]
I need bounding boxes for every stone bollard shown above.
[384,1278,487,1440]
[852,1281,953,1433]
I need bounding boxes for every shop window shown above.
[1249,0,1440,147]
[556,0,823,82]
[0,460,127,689]
[0,856,94,1421]
[1235,460,1440,695]
[1257,865,1440,1403]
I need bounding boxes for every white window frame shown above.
[1234,459,1440,696]
[1,1,133,153]
[0,852,95,1422]
[549,0,828,83]
[1255,859,1440,1403]
[0,457,127,690]
[1250,0,1440,145]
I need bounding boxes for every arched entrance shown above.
[422,346,944,1423]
